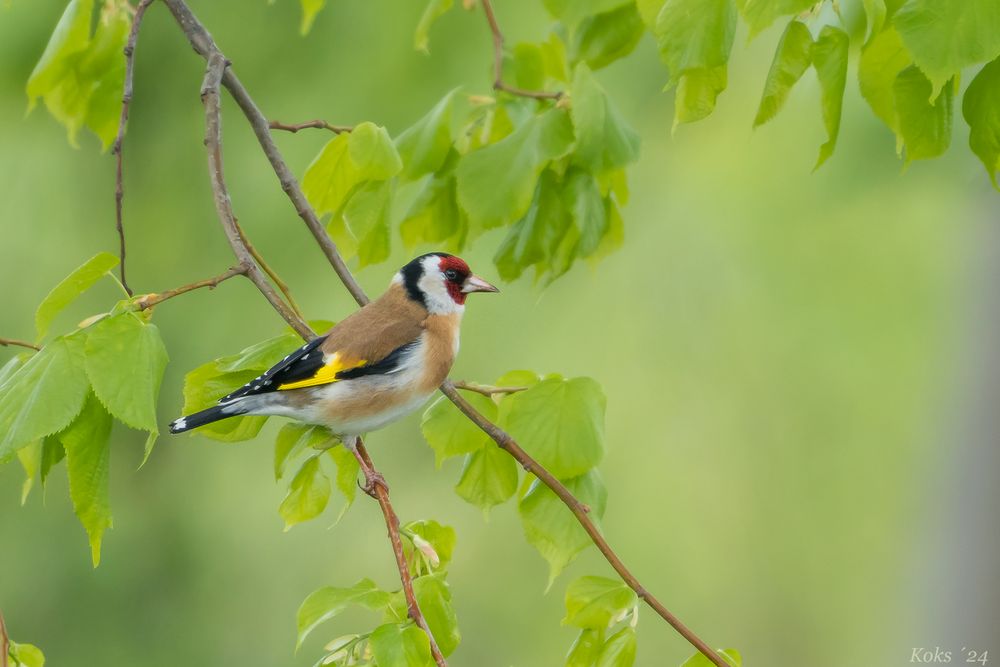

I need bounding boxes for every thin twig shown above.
[352,439,448,667]
[0,607,9,667]
[199,52,314,341]
[480,0,563,101]
[451,380,527,396]
[134,264,249,310]
[111,0,155,297]
[269,119,353,134]
[0,338,40,351]
[233,219,305,320]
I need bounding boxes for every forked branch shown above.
[134,264,249,310]
[480,0,563,100]
[269,119,353,134]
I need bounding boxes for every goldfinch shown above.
[169,253,498,444]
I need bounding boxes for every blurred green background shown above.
[1,1,998,665]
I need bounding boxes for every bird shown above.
[169,253,498,452]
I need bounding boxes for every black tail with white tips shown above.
[169,399,250,434]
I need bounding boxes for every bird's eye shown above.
[444,269,458,281]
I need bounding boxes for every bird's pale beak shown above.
[461,274,500,294]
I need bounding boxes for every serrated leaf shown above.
[300,0,326,35]
[421,390,498,466]
[563,576,637,629]
[84,313,168,435]
[566,628,605,667]
[327,444,359,515]
[858,27,913,132]
[494,369,542,389]
[680,648,742,667]
[544,0,633,26]
[893,66,955,163]
[35,252,118,342]
[518,470,608,585]
[509,42,547,91]
[861,0,886,42]
[811,25,849,169]
[61,391,113,566]
[962,58,1000,188]
[734,0,814,38]
[276,424,336,480]
[0,334,89,463]
[894,0,1000,97]
[349,122,403,181]
[400,168,465,251]
[595,626,637,667]
[17,440,42,505]
[456,108,574,230]
[368,622,434,667]
[40,434,65,491]
[216,330,303,372]
[499,376,605,478]
[388,574,461,657]
[494,169,571,282]
[570,64,641,171]
[403,519,457,572]
[296,578,392,649]
[396,91,456,181]
[571,4,644,71]
[181,359,267,442]
[8,641,46,667]
[343,180,392,267]
[564,167,607,259]
[753,20,812,127]
[280,455,331,529]
[455,443,518,512]
[414,0,453,52]
[302,133,359,217]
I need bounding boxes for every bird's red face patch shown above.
[439,255,471,305]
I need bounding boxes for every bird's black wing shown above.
[220,335,328,402]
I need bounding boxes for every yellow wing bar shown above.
[277,353,367,391]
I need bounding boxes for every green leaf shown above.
[40,435,65,491]
[300,0,326,35]
[893,66,955,163]
[962,58,1000,188]
[84,313,168,436]
[811,25,849,169]
[455,443,519,513]
[327,444,360,515]
[409,575,461,656]
[494,169,571,282]
[510,42,547,91]
[181,359,268,442]
[395,91,457,181]
[61,392,113,567]
[655,0,736,127]
[275,423,336,480]
[753,20,813,127]
[499,376,605,478]
[456,108,574,230]
[17,440,42,505]
[544,0,634,26]
[403,519,457,571]
[349,122,404,181]
[8,641,46,667]
[564,167,608,259]
[861,0,887,42]
[216,330,304,372]
[494,369,542,389]
[35,251,119,342]
[858,27,913,132]
[566,629,605,667]
[279,455,331,530]
[563,576,638,629]
[368,622,434,667]
[302,133,358,217]
[518,470,608,585]
[296,578,391,649]
[421,390,498,467]
[734,0,814,38]
[0,334,89,463]
[894,0,1000,96]
[570,64,641,171]
[399,168,465,251]
[680,648,742,667]
[343,181,392,267]
[571,4,645,71]
[414,0,453,52]
[595,626,637,667]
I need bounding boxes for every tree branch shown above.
[133,264,249,310]
[0,607,9,667]
[232,219,305,321]
[111,0,155,297]
[269,119,353,134]
[199,52,313,341]
[352,439,448,667]
[0,338,40,351]
[480,0,563,101]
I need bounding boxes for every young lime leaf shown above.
[499,376,605,478]
[541,32,571,82]
[300,0,326,35]
[395,91,457,181]
[0,334,89,463]
[564,168,608,259]
[8,641,46,667]
[858,27,912,133]
[386,574,460,657]
[343,180,392,267]
[893,67,955,164]
[414,0,454,52]
[570,4,645,71]
[402,519,457,571]
[493,369,542,389]
[78,3,130,148]
[216,330,303,372]
[456,108,574,230]
[894,0,1000,97]
[566,628,605,667]
[348,122,403,181]
[279,455,331,530]
[518,470,608,586]
[595,626,637,667]
[421,392,496,467]
[34,251,118,342]
[17,440,42,505]
[962,58,1000,188]
[563,576,638,630]
[296,578,392,649]
[570,64,640,172]
[61,392,113,567]
[368,622,434,667]
[326,444,359,516]
[544,0,633,27]
[455,443,519,513]
[84,313,168,436]
[302,133,360,217]
[399,170,465,251]
[811,25,849,170]
[275,424,335,480]
[494,169,571,281]
[40,435,65,491]
[181,359,267,442]
[753,20,813,128]
[733,0,814,39]
[861,0,887,42]
[680,648,742,667]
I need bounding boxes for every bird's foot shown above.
[359,470,389,499]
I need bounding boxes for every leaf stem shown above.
[451,380,528,396]
[269,119,353,134]
[0,338,41,351]
[133,264,249,310]
[480,0,563,101]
